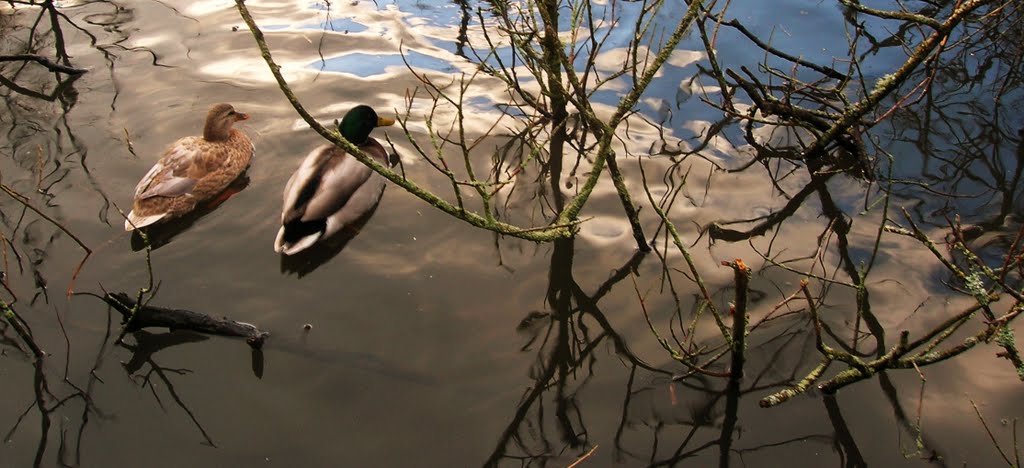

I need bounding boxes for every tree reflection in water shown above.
[119,329,217,447]
[1,0,1023,466]
[481,236,825,465]
[0,2,187,466]
[469,0,1023,465]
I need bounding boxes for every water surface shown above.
[1,0,1021,466]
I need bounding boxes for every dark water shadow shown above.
[129,174,251,251]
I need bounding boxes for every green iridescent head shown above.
[338,105,394,144]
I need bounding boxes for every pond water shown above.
[1,0,1022,466]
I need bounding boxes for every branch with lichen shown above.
[894,210,1024,378]
[758,276,1019,404]
[799,0,988,161]
[638,157,732,343]
[548,0,706,226]
[480,0,702,249]
[727,259,750,380]
[631,0,1021,405]
[838,0,944,29]
[759,358,831,407]
[237,0,704,248]
[234,0,577,242]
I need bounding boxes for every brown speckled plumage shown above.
[125,103,253,231]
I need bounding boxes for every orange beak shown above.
[236,112,251,121]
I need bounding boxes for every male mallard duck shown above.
[274,105,395,255]
[124,103,253,231]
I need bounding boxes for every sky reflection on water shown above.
[1,0,1022,466]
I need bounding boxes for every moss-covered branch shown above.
[234,0,576,242]
[800,0,987,160]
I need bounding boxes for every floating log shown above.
[103,292,268,349]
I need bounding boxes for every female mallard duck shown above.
[124,103,253,231]
[274,105,395,255]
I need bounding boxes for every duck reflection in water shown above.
[278,202,381,277]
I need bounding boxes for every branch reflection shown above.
[119,330,217,447]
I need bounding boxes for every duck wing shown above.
[134,137,204,200]
[281,145,372,224]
